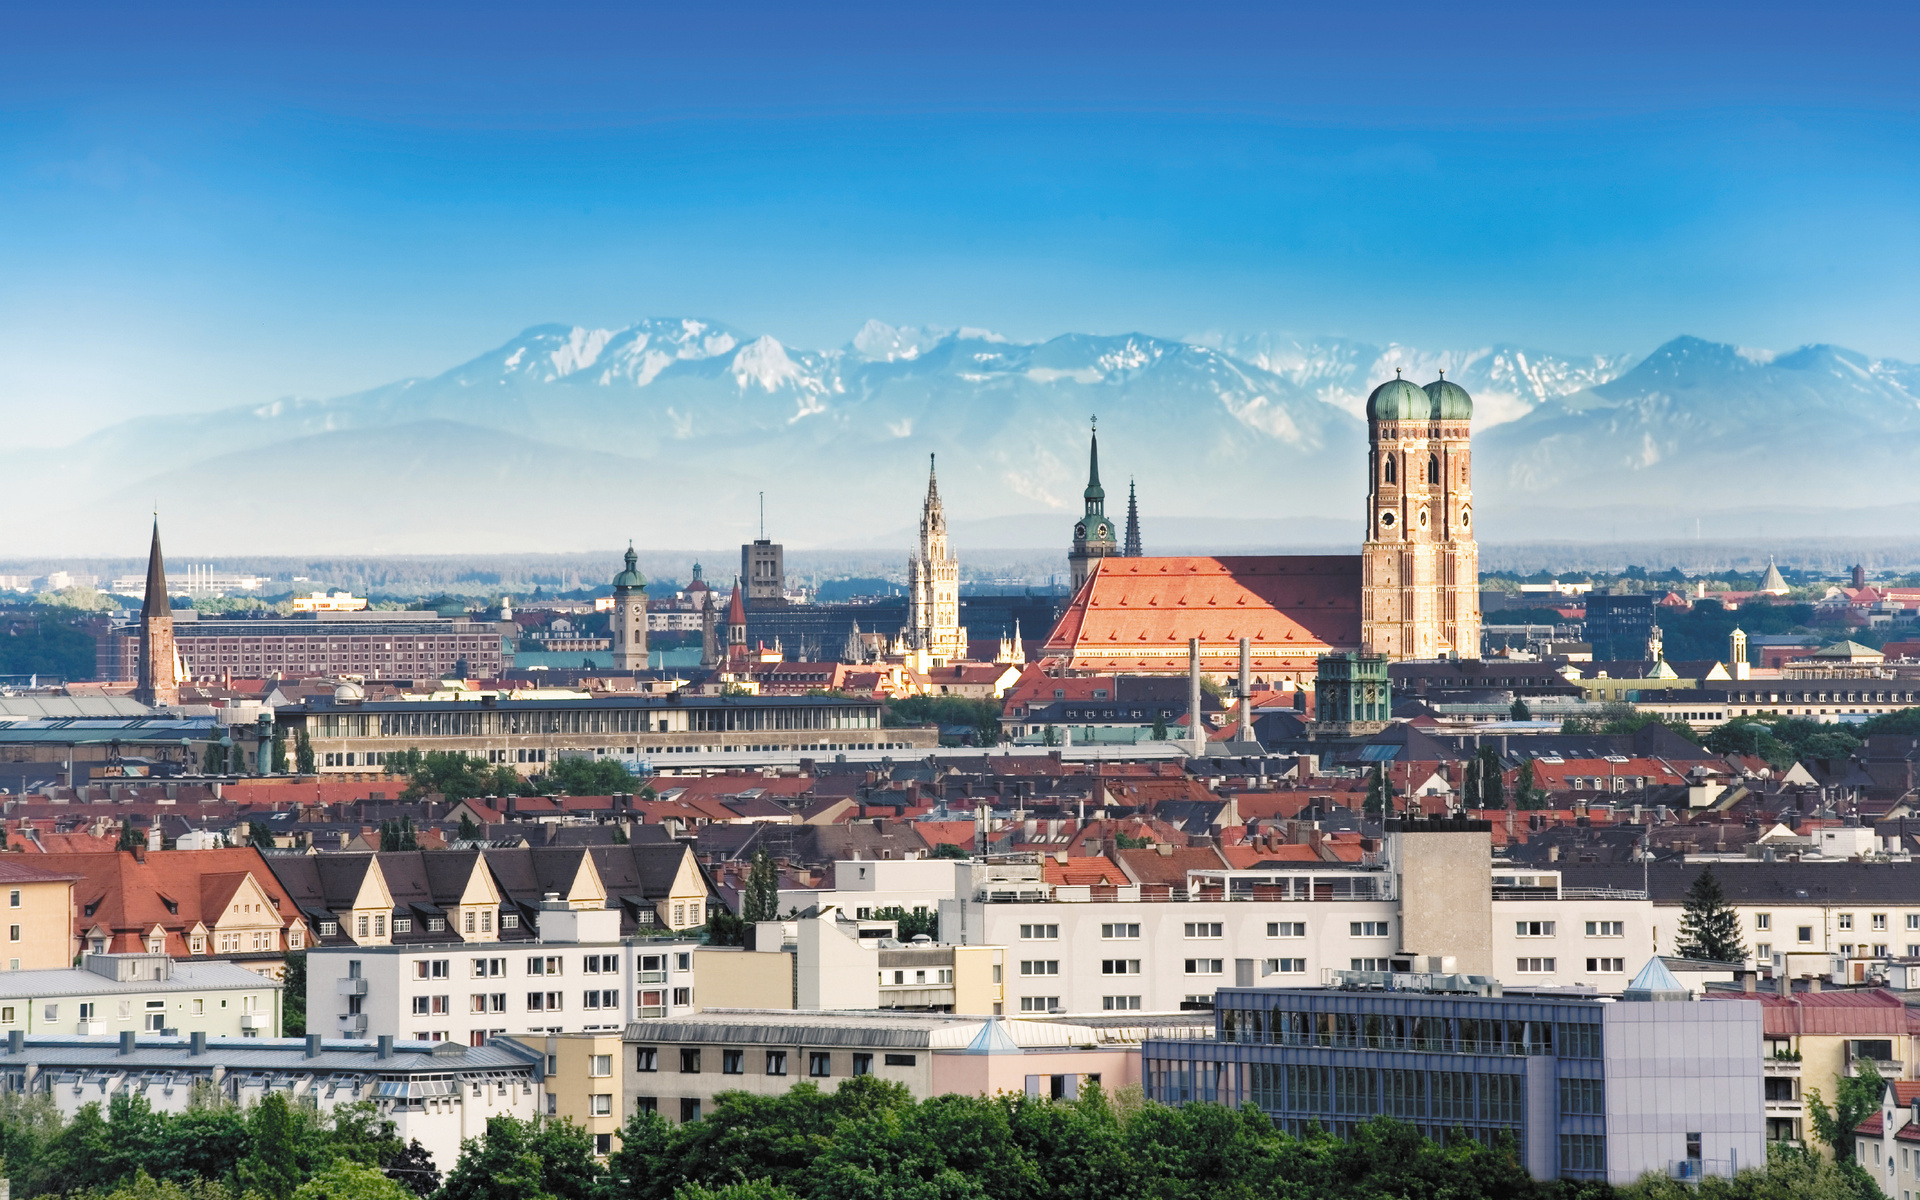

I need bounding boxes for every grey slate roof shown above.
[0,961,279,1000]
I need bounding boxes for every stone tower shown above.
[1123,478,1143,558]
[609,544,649,671]
[1359,370,1480,660]
[134,519,179,707]
[905,455,967,660]
[1068,425,1119,593]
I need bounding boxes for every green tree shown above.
[457,814,482,842]
[1806,1057,1885,1165]
[239,1093,304,1200]
[118,818,144,851]
[283,951,308,1037]
[294,1160,414,1200]
[270,733,289,775]
[1515,760,1547,810]
[382,1140,442,1198]
[295,733,316,775]
[930,842,969,860]
[742,849,780,924]
[1151,712,1168,741]
[203,741,229,774]
[544,757,640,796]
[1676,867,1746,963]
[1476,746,1505,808]
[436,1116,600,1200]
[704,905,745,947]
[872,906,938,941]
[1510,697,1531,721]
[1364,763,1395,817]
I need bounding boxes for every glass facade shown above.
[1145,986,1609,1182]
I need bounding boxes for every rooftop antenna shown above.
[759,492,765,541]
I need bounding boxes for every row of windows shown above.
[2,996,254,1025]
[635,1046,915,1075]
[1247,1063,1522,1125]
[1217,1008,1589,1057]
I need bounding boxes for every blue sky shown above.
[2,0,1917,444]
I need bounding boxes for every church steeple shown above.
[134,518,179,707]
[1124,478,1143,557]
[1068,420,1119,593]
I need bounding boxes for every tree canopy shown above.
[1676,868,1745,963]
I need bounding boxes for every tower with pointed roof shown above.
[726,577,748,670]
[1759,557,1789,595]
[904,455,968,661]
[134,519,180,706]
[1360,368,1480,660]
[1069,423,1120,593]
[1123,478,1143,558]
[609,544,649,671]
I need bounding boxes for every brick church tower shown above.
[134,519,180,706]
[1360,371,1480,660]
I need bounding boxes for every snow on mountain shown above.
[1197,332,1633,428]
[7,319,1917,556]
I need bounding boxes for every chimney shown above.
[377,1034,395,1058]
[1188,638,1206,759]
[1807,974,1821,994]
[132,844,146,864]
[119,1030,137,1055]
[1743,971,1756,994]
[146,825,161,852]
[306,1033,323,1057]
[7,1030,21,1054]
[1237,637,1252,739]
[189,1031,206,1055]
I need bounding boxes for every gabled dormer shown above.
[452,852,502,941]
[343,856,396,945]
[564,852,608,911]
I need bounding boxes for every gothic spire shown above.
[1124,478,1143,557]
[1084,422,1105,509]
[141,518,169,622]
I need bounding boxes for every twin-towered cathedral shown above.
[893,370,1480,681]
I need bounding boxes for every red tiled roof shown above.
[1112,843,1229,886]
[1219,843,1321,868]
[1042,855,1127,887]
[1043,555,1362,673]
[39,848,297,957]
[912,821,976,853]
[1706,986,1910,1036]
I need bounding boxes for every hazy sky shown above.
[2,0,1917,445]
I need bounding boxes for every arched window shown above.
[1428,454,1439,485]
[1383,457,1396,485]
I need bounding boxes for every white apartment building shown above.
[308,903,699,1044]
[779,858,973,921]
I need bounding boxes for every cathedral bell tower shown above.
[1068,421,1119,593]
[1360,370,1480,660]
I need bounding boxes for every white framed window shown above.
[1516,957,1555,973]
[1756,943,1772,959]
[1755,913,1772,931]
[1516,921,1555,938]
[1907,914,1919,931]
[590,1094,612,1116]
[1183,958,1223,975]
[1873,914,1889,931]
[1350,957,1391,971]
[1100,959,1140,975]
[1019,996,1060,1013]
[1184,922,1223,939]
[1019,960,1059,976]
[1019,924,1059,940]
[1100,923,1140,939]
[1585,957,1625,973]
[1267,922,1306,938]
[1585,921,1624,938]
[1266,958,1306,974]
[1839,914,1855,931]
[1350,922,1389,938]
[1102,995,1142,1010]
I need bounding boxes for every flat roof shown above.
[292,693,883,713]
[0,962,280,999]
[1,1034,537,1072]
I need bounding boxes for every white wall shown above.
[1602,999,1765,1184]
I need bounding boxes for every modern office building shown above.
[99,610,508,683]
[1144,962,1764,1185]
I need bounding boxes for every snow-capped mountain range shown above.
[6,320,1917,556]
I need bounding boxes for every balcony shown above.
[337,1013,368,1034]
[1846,1058,1903,1078]
[337,977,369,996]
[240,1013,265,1031]
[1763,1058,1802,1077]
[76,1021,109,1036]
[637,970,667,985]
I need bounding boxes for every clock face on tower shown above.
[1379,511,1396,528]
[1074,523,1086,539]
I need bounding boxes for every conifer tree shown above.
[1676,866,1745,963]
